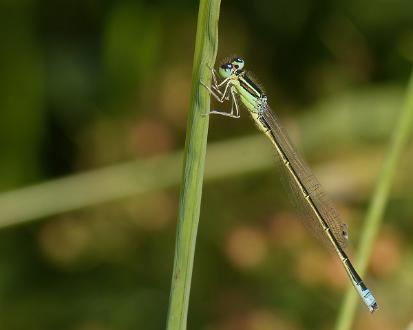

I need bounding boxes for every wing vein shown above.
[261,107,348,250]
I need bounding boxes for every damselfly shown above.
[202,57,378,313]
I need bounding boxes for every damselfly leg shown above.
[201,69,240,118]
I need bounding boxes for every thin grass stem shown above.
[0,86,405,228]
[165,0,221,329]
[336,71,413,330]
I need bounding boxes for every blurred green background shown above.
[1,0,413,329]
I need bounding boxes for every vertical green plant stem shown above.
[166,0,221,329]
[336,71,413,330]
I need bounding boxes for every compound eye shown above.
[219,63,233,78]
[232,57,245,70]
[220,63,231,70]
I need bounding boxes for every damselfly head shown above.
[219,63,234,78]
[231,57,245,70]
